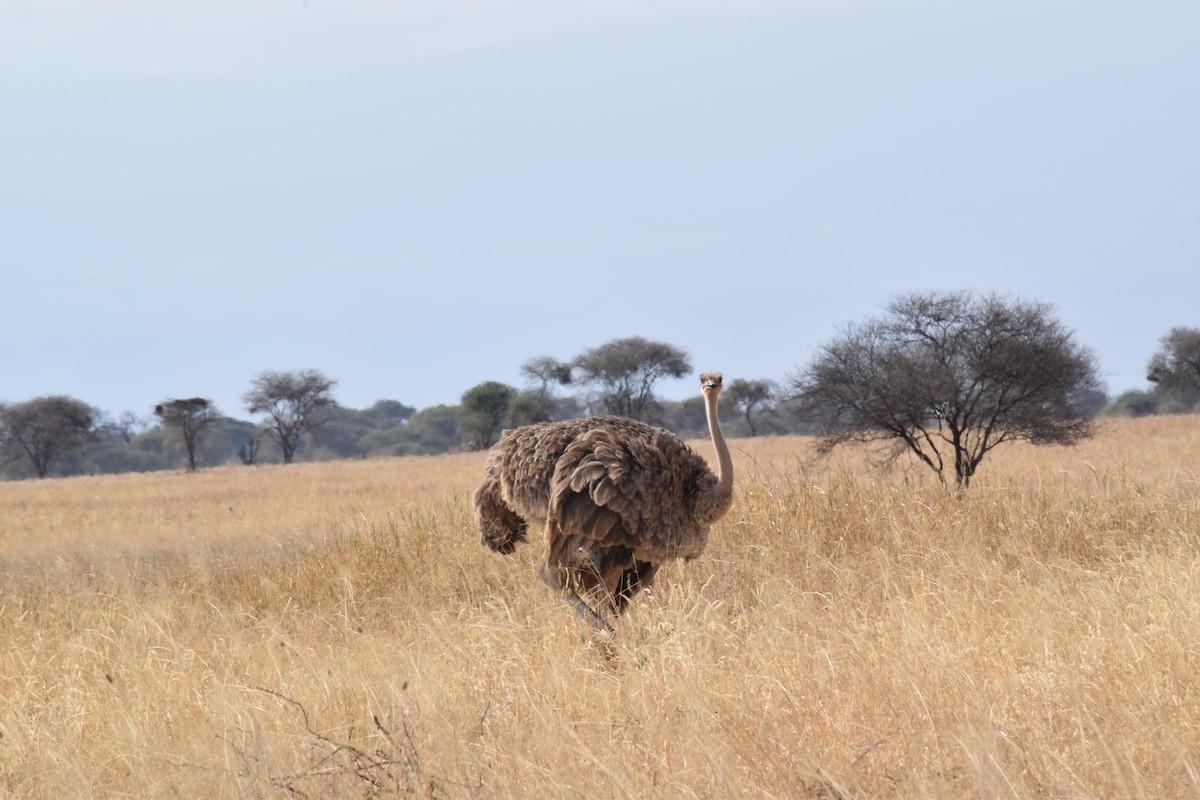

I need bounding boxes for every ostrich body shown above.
[473,372,733,632]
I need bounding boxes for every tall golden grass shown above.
[1,416,1198,798]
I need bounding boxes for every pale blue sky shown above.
[2,0,1197,420]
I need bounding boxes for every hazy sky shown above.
[3,0,1197,420]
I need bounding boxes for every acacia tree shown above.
[792,291,1101,490]
[509,355,572,426]
[243,369,338,464]
[572,336,691,421]
[1147,327,1200,412]
[459,381,517,449]
[725,378,777,436]
[0,395,95,478]
[154,397,221,471]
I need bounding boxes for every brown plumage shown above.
[473,372,733,632]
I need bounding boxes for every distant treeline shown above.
[0,391,805,480]
[3,320,1197,481]
[0,374,1180,481]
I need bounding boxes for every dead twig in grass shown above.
[253,685,436,798]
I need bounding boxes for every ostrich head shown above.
[699,372,723,397]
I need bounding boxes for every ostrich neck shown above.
[705,390,733,499]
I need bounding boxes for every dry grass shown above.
[2,417,1198,798]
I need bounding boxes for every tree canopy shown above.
[571,336,691,421]
[508,355,574,426]
[459,381,517,449]
[792,291,1102,489]
[0,395,96,478]
[243,369,338,464]
[154,397,221,471]
[521,356,572,391]
[1147,326,1200,412]
[725,378,777,437]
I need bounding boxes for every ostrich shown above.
[473,372,733,633]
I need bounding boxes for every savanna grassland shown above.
[2,417,1199,799]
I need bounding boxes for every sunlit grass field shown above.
[2,416,1198,798]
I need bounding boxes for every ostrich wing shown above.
[548,422,711,560]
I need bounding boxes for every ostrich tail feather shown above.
[473,477,528,554]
